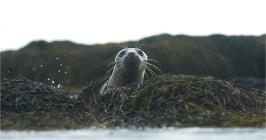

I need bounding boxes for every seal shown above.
[100,47,148,95]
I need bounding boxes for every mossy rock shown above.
[1,75,265,130]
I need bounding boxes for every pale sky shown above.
[0,0,265,51]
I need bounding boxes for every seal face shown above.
[100,48,148,95]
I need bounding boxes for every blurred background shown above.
[0,0,265,89]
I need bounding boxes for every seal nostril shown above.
[128,52,135,56]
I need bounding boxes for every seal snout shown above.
[128,52,135,57]
[124,52,140,66]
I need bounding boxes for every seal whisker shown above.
[144,70,149,80]
[106,62,121,74]
[118,43,126,49]
[143,62,161,73]
[142,65,153,79]
[105,68,113,77]
[135,40,140,48]
[125,42,129,48]
[140,63,149,80]
[122,42,128,48]
[120,62,127,78]
[118,62,126,82]
[139,62,145,71]
[105,63,122,78]
[136,40,145,48]
[116,64,124,81]
[144,65,158,79]
[107,60,122,68]
[145,59,159,64]
[124,64,128,76]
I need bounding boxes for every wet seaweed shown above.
[0,78,78,112]
[0,75,265,130]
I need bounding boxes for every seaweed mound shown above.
[1,78,77,112]
[79,75,266,127]
[0,75,265,129]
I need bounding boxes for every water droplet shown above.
[58,70,61,73]
[52,81,55,84]
[64,71,67,74]
[57,84,61,88]
[40,64,43,68]
[47,78,50,81]
[56,57,59,60]
[60,64,63,66]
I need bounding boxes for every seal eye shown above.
[119,51,126,57]
[137,50,144,56]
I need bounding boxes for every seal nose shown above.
[128,52,136,58]
[128,52,135,56]
[125,52,140,65]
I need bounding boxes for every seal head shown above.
[100,48,148,95]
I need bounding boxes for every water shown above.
[1,128,265,140]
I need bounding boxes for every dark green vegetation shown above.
[1,34,265,88]
[1,75,265,130]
